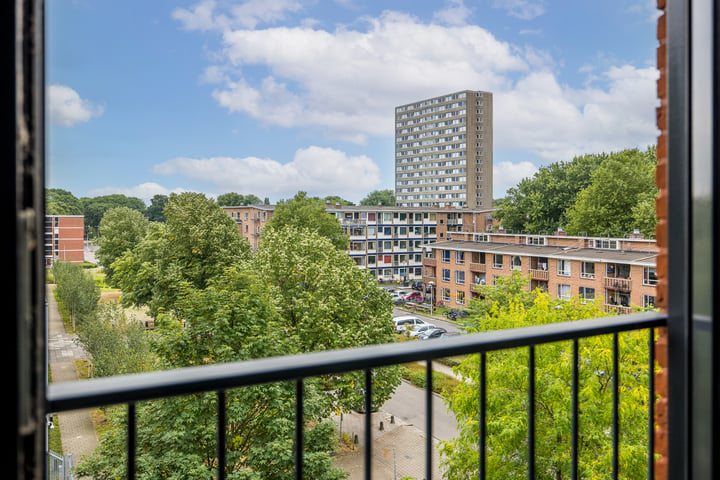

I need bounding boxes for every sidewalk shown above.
[332,410,445,480]
[47,284,99,466]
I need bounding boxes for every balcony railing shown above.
[605,277,632,291]
[47,312,665,480]
[529,268,549,281]
[469,262,486,273]
[422,257,437,267]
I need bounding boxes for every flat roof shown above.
[427,240,657,266]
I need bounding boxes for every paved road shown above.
[382,380,458,442]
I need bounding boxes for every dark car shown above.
[445,309,470,321]
[418,327,448,340]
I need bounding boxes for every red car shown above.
[402,291,424,302]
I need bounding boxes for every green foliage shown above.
[252,226,401,411]
[359,189,396,206]
[52,261,100,329]
[75,303,152,377]
[112,192,251,315]
[565,147,658,237]
[441,291,653,480]
[144,194,168,222]
[266,191,348,250]
[81,194,146,229]
[216,192,262,206]
[96,207,149,286]
[494,153,606,233]
[46,188,83,215]
[318,195,354,206]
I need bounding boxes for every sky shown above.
[46,0,661,205]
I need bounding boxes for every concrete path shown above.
[47,284,99,467]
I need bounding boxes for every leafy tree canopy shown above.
[216,192,262,206]
[144,194,168,222]
[46,188,83,215]
[440,277,652,480]
[266,191,348,250]
[360,189,396,206]
[565,147,658,237]
[96,207,150,286]
[81,194,146,229]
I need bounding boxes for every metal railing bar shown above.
[426,359,433,479]
[364,370,372,480]
[127,402,136,480]
[479,352,486,480]
[648,328,655,480]
[612,332,619,480]
[295,379,304,480]
[47,313,667,413]
[217,390,226,480]
[528,345,535,480]
[572,338,579,480]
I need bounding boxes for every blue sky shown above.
[46,0,660,204]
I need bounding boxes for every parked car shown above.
[411,281,424,291]
[445,309,470,321]
[418,327,448,340]
[402,291,424,302]
[393,315,426,332]
[408,323,436,337]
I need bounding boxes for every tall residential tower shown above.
[395,90,493,208]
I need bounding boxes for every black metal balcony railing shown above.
[46,312,666,480]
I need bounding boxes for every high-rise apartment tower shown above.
[395,90,493,208]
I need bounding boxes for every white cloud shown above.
[493,160,538,197]
[47,84,104,127]
[86,182,188,204]
[175,4,658,166]
[153,146,381,200]
[491,0,546,20]
[172,0,303,31]
[433,0,472,26]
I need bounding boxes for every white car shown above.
[392,315,425,332]
[408,323,436,337]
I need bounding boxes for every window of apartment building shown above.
[367,255,376,266]
[558,284,571,301]
[492,275,500,286]
[455,270,465,285]
[442,250,451,263]
[527,236,546,246]
[581,262,595,279]
[367,226,376,236]
[579,286,595,304]
[456,290,465,305]
[382,212,392,223]
[493,254,503,269]
[244,212,249,220]
[455,251,465,264]
[511,256,522,271]
[442,288,451,302]
[643,295,656,310]
[558,259,571,276]
[442,269,451,282]
[383,240,392,251]
[643,267,658,286]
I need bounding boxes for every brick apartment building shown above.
[44,215,85,267]
[222,204,495,282]
[423,230,658,312]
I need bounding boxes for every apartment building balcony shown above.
[422,257,437,267]
[604,277,632,292]
[604,304,634,316]
[469,262,486,273]
[529,268,550,281]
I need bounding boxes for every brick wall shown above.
[653,0,668,478]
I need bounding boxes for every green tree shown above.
[266,191,348,250]
[52,261,100,331]
[77,268,346,480]
[359,189,396,206]
[216,192,262,206]
[81,194,146,230]
[46,188,84,215]
[112,192,251,315]
[75,302,152,377]
[96,207,150,286]
[319,195,354,206]
[441,291,652,480]
[494,153,607,233]
[565,147,658,237]
[144,194,168,222]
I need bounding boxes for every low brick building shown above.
[44,215,85,267]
